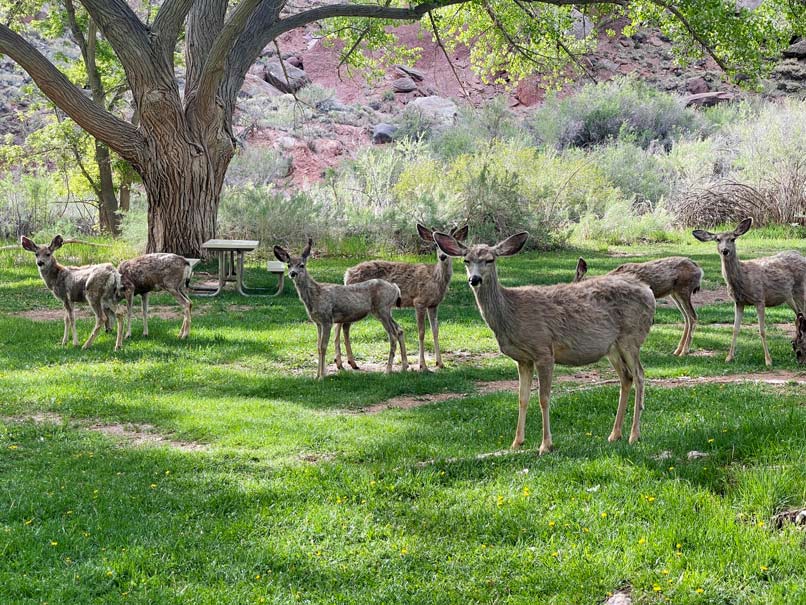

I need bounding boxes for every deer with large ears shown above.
[434,231,655,454]
[274,239,408,379]
[338,224,468,371]
[20,234,125,351]
[693,217,806,367]
[573,256,703,356]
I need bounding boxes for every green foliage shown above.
[532,78,700,150]
[596,141,671,205]
[574,200,676,245]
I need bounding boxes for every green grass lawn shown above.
[1,232,805,604]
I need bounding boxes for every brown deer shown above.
[573,256,703,356]
[21,235,125,351]
[693,218,806,367]
[118,253,193,339]
[434,231,655,454]
[793,313,806,365]
[274,239,408,379]
[337,224,468,371]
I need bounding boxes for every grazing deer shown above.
[573,256,703,356]
[693,218,806,367]
[434,231,655,454]
[20,235,125,351]
[118,253,193,339]
[793,314,806,365]
[274,239,408,379]
[337,224,468,371]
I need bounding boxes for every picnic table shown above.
[189,239,284,297]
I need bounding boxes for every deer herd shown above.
[20,217,806,454]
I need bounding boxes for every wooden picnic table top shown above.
[201,239,260,251]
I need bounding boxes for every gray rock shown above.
[685,76,710,94]
[316,98,350,113]
[394,65,425,81]
[569,9,593,39]
[264,59,311,94]
[409,96,458,125]
[684,91,735,107]
[783,39,806,59]
[372,123,398,144]
[392,77,418,93]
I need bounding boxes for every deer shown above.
[794,314,806,365]
[20,235,125,351]
[273,239,408,379]
[434,231,655,455]
[117,253,193,340]
[573,256,703,356]
[693,217,806,367]
[336,224,468,372]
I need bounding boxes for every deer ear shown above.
[20,236,38,252]
[273,246,291,263]
[302,238,312,259]
[452,225,469,242]
[433,232,467,257]
[574,257,588,282]
[49,235,64,251]
[493,232,528,257]
[417,224,434,242]
[734,217,753,237]
[692,229,716,242]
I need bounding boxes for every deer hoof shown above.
[418,365,431,373]
[348,361,360,370]
[608,432,622,443]
[628,432,640,445]
[436,362,444,369]
[765,359,773,368]
[725,355,734,363]
[510,440,523,451]
[538,442,553,455]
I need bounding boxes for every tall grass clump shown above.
[532,77,700,150]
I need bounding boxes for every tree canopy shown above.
[0,0,802,254]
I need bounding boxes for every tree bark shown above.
[95,140,120,235]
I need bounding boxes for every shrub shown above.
[532,78,700,150]
[573,200,675,245]
[596,142,671,205]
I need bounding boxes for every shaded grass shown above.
[1,234,805,604]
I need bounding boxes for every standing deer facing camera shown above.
[573,256,703,356]
[337,224,468,371]
[434,231,655,454]
[274,239,408,379]
[693,218,806,367]
[21,235,125,350]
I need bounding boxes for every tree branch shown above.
[649,0,729,72]
[0,23,145,163]
[152,0,197,53]
[76,0,153,73]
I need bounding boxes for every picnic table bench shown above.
[188,239,284,297]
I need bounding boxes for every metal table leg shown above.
[189,250,227,297]
[236,252,285,296]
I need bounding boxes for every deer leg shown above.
[678,293,698,356]
[69,304,78,346]
[395,318,408,371]
[114,305,125,351]
[124,291,134,339]
[333,323,345,370]
[511,360,534,451]
[82,299,106,350]
[415,305,428,371]
[669,294,688,356]
[61,303,71,346]
[376,312,398,374]
[726,303,744,363]
[607,348,633,443]
[426,306,443,369]
[141,292,149,337]
[622,348,645,444]
[317,322,331,380]
[343,323,359,370]
[536,363,554,455]
[168,288,191,339]
[756,304,772,367]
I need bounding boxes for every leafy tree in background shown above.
[0,0,802,255]
[0,0,138,234]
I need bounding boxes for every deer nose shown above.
[721,249,730,256]
[289,270,297,278]
[37,261,44,266]
[469,275,482,286]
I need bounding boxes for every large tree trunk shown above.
[139,140,231,257]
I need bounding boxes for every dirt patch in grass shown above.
[360,391,468,414]
[298,452,337,463]
[3,413,207,451]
